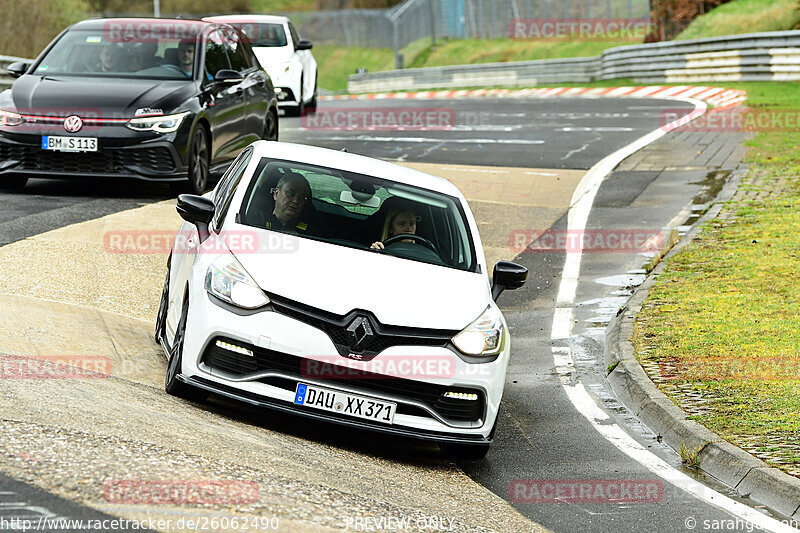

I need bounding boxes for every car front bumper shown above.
[176,286,508,444]
[0,126,190,182]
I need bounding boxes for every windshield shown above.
[228,23,287,47]
[237,158,477,272]
[33,29,197,79]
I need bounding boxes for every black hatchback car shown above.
[0,18,279,194]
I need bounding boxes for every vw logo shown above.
[63,115,83,133]
[345,316,374,352]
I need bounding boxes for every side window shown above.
[224,29,251,72]
[204,29,230,81]
[287,23,300,49]
[214,150,253,229]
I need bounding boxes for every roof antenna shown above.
[340,147,348,152]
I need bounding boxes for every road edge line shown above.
[550,95,800,532]
[605,163,800,521]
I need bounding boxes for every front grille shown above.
[269,295,455,359]
[202,337,485,423]
[0,141,176,174]
[116,147,175,172]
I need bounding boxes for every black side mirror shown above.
[6,61,29,78]
[296,40,313,51]
[491,261,528,301]
[213,69,244,84]
[177,194,215,242]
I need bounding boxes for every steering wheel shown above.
[383,233,437,253]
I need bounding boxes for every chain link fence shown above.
[289,0,651,66]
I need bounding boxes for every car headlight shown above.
[126,111,190,133]
[452,305,505,356]
[0,109,24,127]
[204,254,269,309]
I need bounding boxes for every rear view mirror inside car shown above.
[340,190,379,208]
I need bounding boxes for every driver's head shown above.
[380,201,419,242]
[99,45,123,71]
[388,210,417,238]
[272,171,311,225]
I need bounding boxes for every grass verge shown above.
[633,81,800,477]
[675,0,800,40]
[316,37,635,92]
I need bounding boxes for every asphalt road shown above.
[0,96,777,532]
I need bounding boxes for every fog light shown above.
[443,392,478,401]
[215,340,253,357]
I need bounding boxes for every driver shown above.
[370,206,419,250]
[266,171,313,234]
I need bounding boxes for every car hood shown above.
[253,47,293,70]
[8,75,194,117]
[235,235,489,331]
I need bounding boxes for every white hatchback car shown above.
[155,141,527,457]
[204,15,317,116]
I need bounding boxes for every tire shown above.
[185,126,209,195]
[0,176,28,190]
[306,75,318,114]
[154,270,169,345]
[165,297,208,402]
[262,109,279,141]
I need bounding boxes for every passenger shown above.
[370,206,419,250]
[266,172,313,234]
[176,39,195,76]
[96,45,124,73]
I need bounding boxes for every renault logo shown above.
[63,115,83,133]
[345,316,374,351]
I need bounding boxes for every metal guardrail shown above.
[0,54,30,91]
[349,30,800,93]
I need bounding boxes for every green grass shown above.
[634,82,800,476]
[313,45,395,92]
[316,37,633,91]
[250,0,320,12]
[676,0,800,40]
[415,37,625,68]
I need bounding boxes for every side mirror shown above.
[296,40,313,51]
[491,261,528,301]
[177,194,215,242]
[213,69,244,84]
[6,61,29,78]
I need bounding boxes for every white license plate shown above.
[294,383,395,424]
[42,136,98,152]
